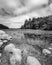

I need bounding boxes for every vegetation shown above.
[21,15,52,30]
[0,28,52,65]
[0,24,9,29]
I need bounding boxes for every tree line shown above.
[21,15,52,30]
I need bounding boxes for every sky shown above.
[0,0,52,28]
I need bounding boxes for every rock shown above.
[48,47,52,50]
[0,40,3,47]
[4,43,22,65]
[0,30,5,34]
[6,47,22,65]
[10,48,22,62]
[27,56,41,65]
[48,44,52,50]
[0,30,12,40]
[0,33,11,40]
[3,40,8,43]
[42,49,51,55]
[13,48,21,55]
[10,54,22,65]
[7,35,12,40]
[1,34,9,39]
[4,43,15,52]
[0,30,6,39]
[10,56,16,65]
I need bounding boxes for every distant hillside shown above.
[21,15,52,30]
[0,24,9,29]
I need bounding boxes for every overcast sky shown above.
[0,0,52,28]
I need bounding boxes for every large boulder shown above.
[0,30,12,40]
[4,43,22,65]
[27,56,41,65]
[0,30,5,35]
[4,43,15,52]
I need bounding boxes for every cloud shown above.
[0,0,49,16]
[13,0,49,16]
[0,0,52,28]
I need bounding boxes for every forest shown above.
[21,15,52,30]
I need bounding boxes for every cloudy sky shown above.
[0,0,52,28]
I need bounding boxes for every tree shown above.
[21,15,52,30]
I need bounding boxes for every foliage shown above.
[21,15,52,30]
